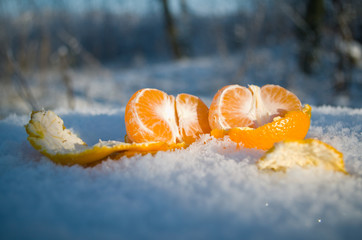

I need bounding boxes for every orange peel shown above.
[25,110,185,166]
[211,104,312,150]
[257,139,347,173]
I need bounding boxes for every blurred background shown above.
[1,0,361,118]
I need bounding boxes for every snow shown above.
[1,103,362,239]
[1,48,362,239]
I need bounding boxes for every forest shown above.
[1,0,361,117]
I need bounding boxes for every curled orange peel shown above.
[25,110,185,166]
[211,105,312,150]
[257,138,347,173]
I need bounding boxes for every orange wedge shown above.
[125,88,181,144]
[209,84,310,150]
[25,110,185,166]
[257,139,347,173]
[176,93,211,144]
[125,89,210,144]
[209,84,255,129]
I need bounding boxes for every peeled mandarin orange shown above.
[209,84,310,149]
[257,139,347,173]
[125,89,211,144]
[125,88,181,144]
[209,84,302,129]
[176,93,211,144]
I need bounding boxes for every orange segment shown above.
[257,84,302,126]
[260,85,301,113]
[228,105,311,150]
[125,88,181,144]
[176,93,211,143]
[209,85,254,129]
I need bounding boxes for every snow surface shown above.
[1,105,362,240]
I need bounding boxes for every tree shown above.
[160,0,183,59]
[297,0,325,74]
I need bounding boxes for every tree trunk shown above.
[298,0,325,74]
[160,0,183,59]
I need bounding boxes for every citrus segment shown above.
[176,93,211,143]
[228,105,311,150]
[25,110,183,166]
[255,85,302,126]
[257,139,347,173]
[209,85,254,129]
[125,88,181,144]
[260,85,301,114]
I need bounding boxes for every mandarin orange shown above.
[125,89,210,144]
[209,84,302,129]
[209,84,310,149]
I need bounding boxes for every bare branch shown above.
[6,49,39,111]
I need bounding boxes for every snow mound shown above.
[0,106,361,239]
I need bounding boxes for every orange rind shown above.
[257,139,347,173]
[211,105,311,150]
[25,110,185,166]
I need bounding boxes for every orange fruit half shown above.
[209,84,310,150]
[209,84,302,129]
[125,89,210,144]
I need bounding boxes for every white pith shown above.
[26,110,87,154]
[155,94,181,142]
[257,140,345,172]
[176,96,198,136]
[248,85,275,127]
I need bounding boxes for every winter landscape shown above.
[1,0,362,239]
